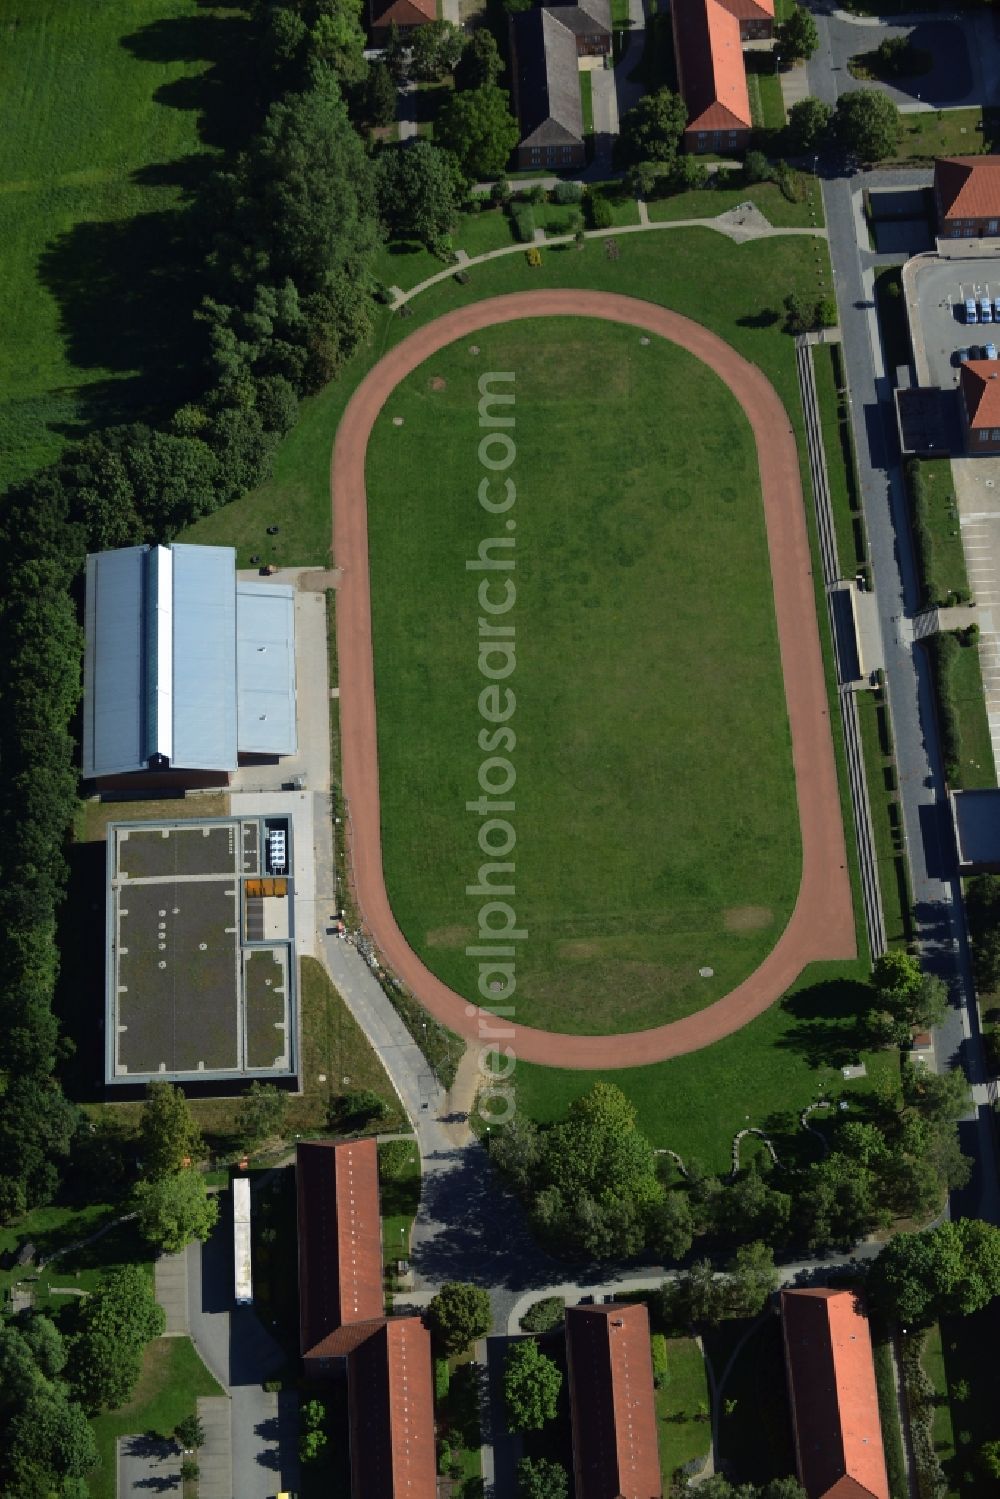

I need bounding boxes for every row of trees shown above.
[489,967,969,1264]
[0,0,389,1222]
[786,89,902,162]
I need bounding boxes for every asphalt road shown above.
[809,24,1000,1224]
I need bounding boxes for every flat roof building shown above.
[781,1288,889,1499]
[83,544,296,783]
[105,816,296,1086]
[565,1302,662,1499]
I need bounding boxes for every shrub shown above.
[454,269,470,284]
[900,1333,948,1499]
[526,246,542,266]
[586,190,614,229]
[434,1356,451,1401]
[521,1296,565,1334]
[438,1439,452,1475]
[263,1379,282,1393]
[492,176,512,205]
[553,180,582,204]
[651,1332,668,1388]
[510,202,536,242]
[529,183,546,205]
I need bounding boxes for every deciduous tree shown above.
[428,1282,492,1355]
[834,88,901,162]
[787,97,832,151]
[618,88,687,166]
[133,1169,219,1255]
[436,84,520,180]
[139,1082,203,1179]
[777,6,819,61]
[504,1340,563,1432]
[68,1265,165,1412]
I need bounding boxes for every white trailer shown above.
[233,1176,253,1306]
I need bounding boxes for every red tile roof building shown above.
[716,0,775,37]
[296,1138,384,1366]
[565,1303,663,1499]
[348,1317,437,1499]
[672,0,753,154]
[369,0,436,30]
[959,361,1000,454]
[781,1289,890,1499]
[295,1141,436,1496]
[935,156,1000,238]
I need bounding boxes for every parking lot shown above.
[904,256,1000,389]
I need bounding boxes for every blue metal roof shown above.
[170,545,238,770]
[83,544,242,777]
[236,584,298,756]
[82,547,146,779]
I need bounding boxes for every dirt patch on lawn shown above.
[426,924,473,948]
[429,375,447,391]
[557,940,605,961]
[723,905,773,932]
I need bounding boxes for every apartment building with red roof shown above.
[369,0,435,32]
[348,1317,437,1499]
[565,1302,662,1499]
[959,360,1000,454]
[295,1140,436,1496]
[672,0,753,154]
[935,156,1000,239]
[296,1137,384,1368]
[716,0,775,39]
[781,1288,890,1499]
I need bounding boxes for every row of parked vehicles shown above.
[963,295,1000,324]
[955,341,998,365]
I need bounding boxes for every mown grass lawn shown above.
[709,1313,797,1487]
[646,179,823,229]
[379,1139,421,1265]
[513,959,898,1169]
[918,458,970,604]
[182,226,833,566]
[365,316,799,1035]
[656,1336,711,1485]
[89,1337,223,1499]
[0,0,251,493]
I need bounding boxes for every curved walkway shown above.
[332,290,855,1068]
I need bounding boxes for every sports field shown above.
[364,317,801,1035]
[0,0,249,492]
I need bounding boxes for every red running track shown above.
[331,291,856,1068]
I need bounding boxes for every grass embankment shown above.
[906,458,971,608]
[0,0,251,494]
[921,1323,957,1495]
[924,630,996,790]
[856,686,912,947]
[656,1336,711,1485]
[580,70,594,140]
[646,177,822,228]
[811,343,867,581]
[89,1338,223,1499]
[366,317,799,1036]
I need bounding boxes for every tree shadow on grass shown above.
[773,977,872,1072]
[119,5,259,156]
[36,208,210,442]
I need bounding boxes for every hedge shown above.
[900,1332,948,1499]
[923,631,962,783]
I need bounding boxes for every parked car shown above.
[965,297,978,323]
[981,296,993,323]
[956,347,972,364]
[992,297,1000,321]
[984,342,997,360]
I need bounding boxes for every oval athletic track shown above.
[331,290,856,1068]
